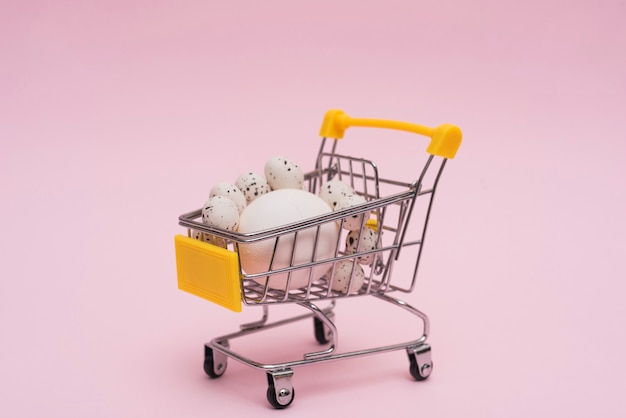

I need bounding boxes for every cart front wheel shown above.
[266,370,295,409]
[204,345,227,379]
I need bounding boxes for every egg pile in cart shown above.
[174,109,462,408]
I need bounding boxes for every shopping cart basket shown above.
[174,109,462,408]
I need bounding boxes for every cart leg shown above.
[266,369,295,409]
[204,343,228,378]
[240,305,269,331]
[373,293,430,339]
[407,344,433,381]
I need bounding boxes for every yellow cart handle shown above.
[319,109,462,159]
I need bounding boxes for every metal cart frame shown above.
[174,109,461,408]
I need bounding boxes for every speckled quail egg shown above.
[209,181,247,214]
[201,195,240,231]
[330,260,365,294]
[235,172,271,204]
[334,193,370,231]
[264,156,304,190]
[191,229,205,241]
[345,227,379,265]
[318,180,354,210]
[192,228,226,247]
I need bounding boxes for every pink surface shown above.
[2,0,626,416]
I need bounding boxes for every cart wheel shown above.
[204,345,227,379]
[266,371,295,409]
[409,356,432,381]
[407,344,433,381]
[313,313,334,345]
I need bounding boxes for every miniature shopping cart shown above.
[174,109,462,408]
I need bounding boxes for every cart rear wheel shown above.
[204,346,227,378]
[409,356,432,381]
[313,313,334,345]
[407,344,433,381]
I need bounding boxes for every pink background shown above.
[2,0,625,416]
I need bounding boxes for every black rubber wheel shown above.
[408,353,432,381]
[266,373,295,409]
[203,346,226,379]
[313,317,330,344]
[266,386,295,409]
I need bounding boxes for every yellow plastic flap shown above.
[174,235,242,312]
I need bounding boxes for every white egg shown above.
[201,195,240,231]
[334,193,371,231]
[238,189,340,290]
[330,260,365,294]
[318,180,354,209]
[264,156,304,190]
[235,172,271,204]
[345,227,379,265]
[209,181,247,214]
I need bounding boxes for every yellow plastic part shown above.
[174,235,242,312]
[319,109,462,159]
